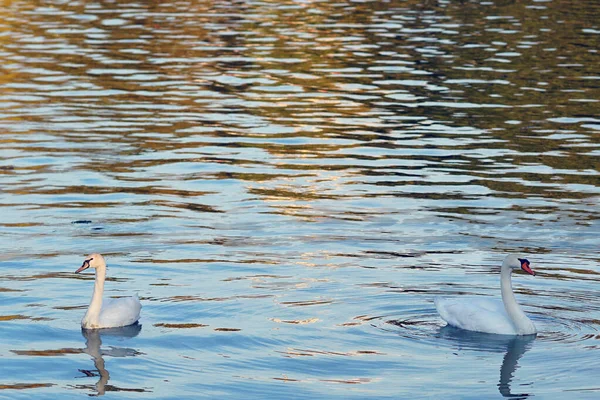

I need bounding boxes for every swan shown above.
[435,254,536,335]
[75,253,141,329]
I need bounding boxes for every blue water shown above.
[1,0,599,398]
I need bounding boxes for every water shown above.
[1,0,599,398]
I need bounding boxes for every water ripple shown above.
[1,0,599,398]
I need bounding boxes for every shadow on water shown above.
[437,326,536,400]
[76,324,147,397]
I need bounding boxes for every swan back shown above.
[96,294,142,329]
[435,297,518,335]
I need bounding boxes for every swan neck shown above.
[500,266,515,303]
[500,265,534,334]
[84,265,106,327]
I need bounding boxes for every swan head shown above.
[503,254,535,276]
[75,253,106,273]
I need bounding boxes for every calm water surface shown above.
[1,0,599,398]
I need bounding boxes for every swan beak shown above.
[75,260,91,273]
[519,259,535,276]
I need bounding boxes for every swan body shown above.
[75,253,141,329]
[435,297,530,335]
[435,255,536,335]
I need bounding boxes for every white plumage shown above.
[436,297,521,335]
[75,253,141,329]
[435,254,536,336]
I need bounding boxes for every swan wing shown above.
[435,297,517,335]
[98,294,141,328]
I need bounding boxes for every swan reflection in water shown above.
[438,326,536,399]
[78,324,144,396]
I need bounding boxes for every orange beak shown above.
[519,259,535,276]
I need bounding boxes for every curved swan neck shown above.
[500,264,535,334]
[84,264,106,327]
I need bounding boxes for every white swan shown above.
[75,253,141,329]
[435,254,536,335]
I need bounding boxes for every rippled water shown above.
[1,0,599,398]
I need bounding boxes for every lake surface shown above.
[1,0,599,398]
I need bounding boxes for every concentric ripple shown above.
[378,306,600,349]
[533,314,600,344]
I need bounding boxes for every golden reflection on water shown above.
[0,0,597,206]
[0,383,55,390]
[153,322,208,328]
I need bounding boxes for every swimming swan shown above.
[435,254,536,335]
[75,253,141,329]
